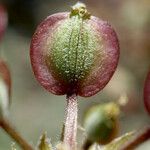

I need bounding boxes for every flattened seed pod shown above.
[30,2,119,97]
[144,71,150,115]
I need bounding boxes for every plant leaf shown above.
[38,133,52,150]
[88,131,135,150]
[102,131,135,150]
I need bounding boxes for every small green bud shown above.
[83,102,120,144]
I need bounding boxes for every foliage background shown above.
[0,0,150,149]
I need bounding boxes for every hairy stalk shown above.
[0,118,34,150]
[63,93,78,150]
[121,127,150,150]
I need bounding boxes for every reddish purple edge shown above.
[0,5,7,41]
[144,71,150,115]
[30,12,119,97]
[79,16,119,97]
[0,59,11,99]
[30,13,68,95]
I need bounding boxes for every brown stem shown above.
[120,127,150,150]
[0,118,34,150]
[63,93,78,150]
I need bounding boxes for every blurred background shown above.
[0,0,150,149]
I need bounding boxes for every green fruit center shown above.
[46,15,99,85]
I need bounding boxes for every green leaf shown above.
[38,133,52,150]
[102,131,135,150]
[88,131,135,150]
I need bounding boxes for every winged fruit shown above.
[30,2,119,97]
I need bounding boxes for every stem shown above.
[121,127,150,150]
[0,118,34,150]
[63,93,78,150]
